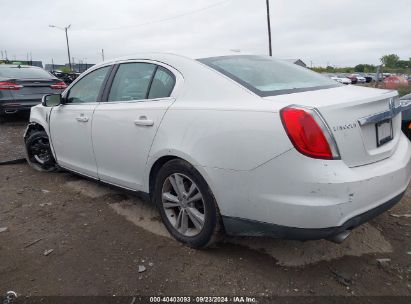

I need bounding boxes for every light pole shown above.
[49,24,72,71]
[266,0,272,56]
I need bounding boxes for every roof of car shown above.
[97,50,259,66]
[0,64,42,69]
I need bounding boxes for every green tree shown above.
[380,54,400,68]
[355,64,376,73]
[60,66,72,73]
[396,60,409,68]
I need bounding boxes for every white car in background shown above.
[24,52,411,248]
[352,74,367,84]
[330,75,352,85]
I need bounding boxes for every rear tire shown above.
[153,159,220,248]
[25,130,58,172]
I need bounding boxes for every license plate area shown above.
[376,119,393,147]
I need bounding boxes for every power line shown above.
[79,0,232,32]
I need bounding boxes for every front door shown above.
[49,66,111,177]
[92,62,177,190]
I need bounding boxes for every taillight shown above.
[280,106,340,160]
[0,82,23,90]
[50,81,67,89]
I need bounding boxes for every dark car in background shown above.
[0,65,66,122]
[346,74,358,84]
[401,93,411,140]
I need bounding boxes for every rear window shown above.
[0,66,53,80]
[198,55,341,97]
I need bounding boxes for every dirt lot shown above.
[1,116,411,297]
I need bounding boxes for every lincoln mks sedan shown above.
[24,52,411,248]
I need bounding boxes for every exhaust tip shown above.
[327,230,351,244]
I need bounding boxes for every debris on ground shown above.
[0,227,8,233]
[149,262,154,267]
[39,202,53,207]
[376,258,391,267]
[43,249,54,256]
[138,265,146,273]
[331,269,352,287]
[41,189,50,194]
[24,238,43,248]
[390,214,411,218]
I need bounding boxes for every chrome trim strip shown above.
[358,97,409,126]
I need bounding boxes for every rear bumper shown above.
[222,191,404,239]
[0,100,42,114]
[203,133,411,237]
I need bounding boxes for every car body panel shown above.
[92,98,175,190]
[203,133,411,229]
[49,104,99,178]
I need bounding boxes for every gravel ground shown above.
[0,116,411,297]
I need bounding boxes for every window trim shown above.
[62,65,113,105]
[145,65,159,99]
[101,60,178,104]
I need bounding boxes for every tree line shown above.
[312,54,410,74]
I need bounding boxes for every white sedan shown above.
[24,53,411,248]
[330,75,352,85]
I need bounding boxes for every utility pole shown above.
[266,0,272,56]
[49,24,72,71]
[101,49,105,61]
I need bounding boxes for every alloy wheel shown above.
[161,173,206,237]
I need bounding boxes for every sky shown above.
[1,0,410,67]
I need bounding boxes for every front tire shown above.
[25,130,58,172]
[153,159,220,248]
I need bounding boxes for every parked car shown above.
[351,74,366,84]
[24,53,411,248]
[407,75,411,84]
[401,93,411,140]
[362,74,373,83]
[50,70,80,84]
[0,65,66,122]
[346,74,358,84]
[330,75,351,85]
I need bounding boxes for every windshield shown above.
[198,55,341,97]
[0,66,54,80]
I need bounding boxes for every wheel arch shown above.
[146,151,215,202]
[24,122,47,140]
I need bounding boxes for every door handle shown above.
[134,116,154,127]
[76,116,89,122]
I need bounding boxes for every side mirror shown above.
[42,94,62,107]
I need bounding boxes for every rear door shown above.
[92,61,177,190]
[49,66,112,177]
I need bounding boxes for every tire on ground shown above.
[153,159,221,248]
[25,130,58,172]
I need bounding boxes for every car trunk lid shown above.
[264,85,400,167]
